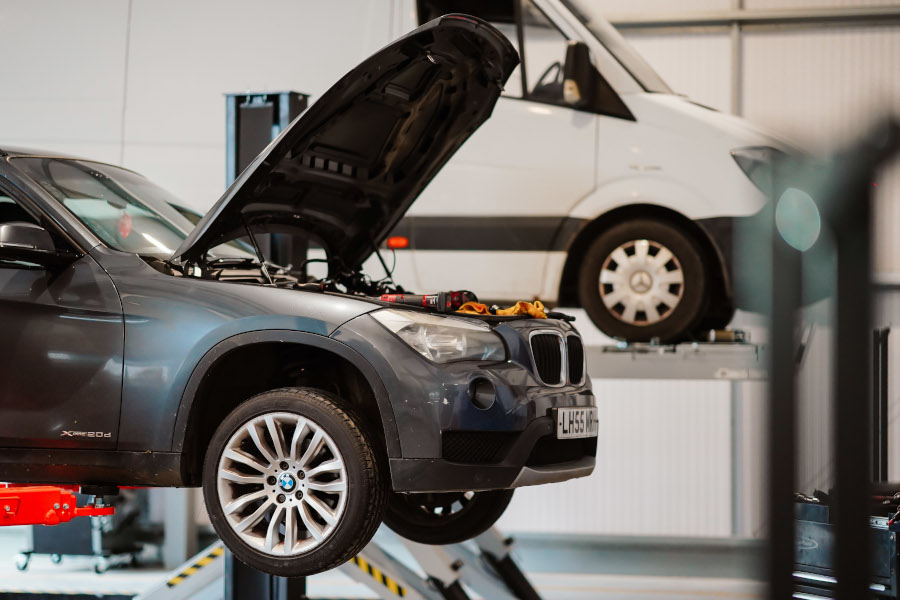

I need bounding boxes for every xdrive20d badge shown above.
[0,15,597,576]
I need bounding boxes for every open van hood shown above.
[172,15,518,268]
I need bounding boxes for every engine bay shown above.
[151,253,408,298]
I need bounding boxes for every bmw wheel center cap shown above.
[278,472,296,492]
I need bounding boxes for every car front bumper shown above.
[332,311,596,493]
[388,415,596,492]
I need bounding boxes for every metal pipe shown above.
[610,5,900,30]
[730,380,744,537]
[872,329,890,483]
[832,165,872,600]
[514,0,529,100]
[880,329,890,481]
[729,0,743,117]
[767,191,800,599]
[872,327,891,481]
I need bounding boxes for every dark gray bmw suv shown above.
[0,15,597,575]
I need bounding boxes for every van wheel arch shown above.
[175,332,399,486]
[558,205,731,327]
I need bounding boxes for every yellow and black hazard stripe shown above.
[166,545,225,588]
[350,555,406,597]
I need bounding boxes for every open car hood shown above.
[172,15,518,268]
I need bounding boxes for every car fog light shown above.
[469,378,496,410]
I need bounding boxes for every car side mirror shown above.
[563,41,593,107]
[0,222,72,266]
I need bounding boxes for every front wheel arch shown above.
[174,331,400,485]
[557,204,731,321]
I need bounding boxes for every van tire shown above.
[578,218,709,342]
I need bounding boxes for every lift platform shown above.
[131,526,540,600]
[337,527,539,600]
[587,338,767,381]
[0,504,540,600]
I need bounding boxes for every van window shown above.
[560,0,672,94]
[521,0,568,103]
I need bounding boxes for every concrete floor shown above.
[0,527,764,599]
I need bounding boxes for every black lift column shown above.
[223,90,310,600]
[224,91,309,267]
[225,553,307,600]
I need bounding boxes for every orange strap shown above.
[457,300,547,319]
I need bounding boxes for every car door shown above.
[403,0,596,302]
[0,188,124,449]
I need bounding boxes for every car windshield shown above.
[13,157,255,261]
[560,0,672,94]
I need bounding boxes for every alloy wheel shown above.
[216,412,348,557]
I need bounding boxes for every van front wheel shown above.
[578,218,709,343]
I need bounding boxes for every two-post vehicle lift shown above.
[0,482,543,600]
[2,330,767,600]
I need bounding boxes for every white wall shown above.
[0,0,387,212]
[499,378,736,537]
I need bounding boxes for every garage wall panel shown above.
[122,144,224,213]
[0,0,129,155]
[597,0,732,13]
[121,0,386,208]
[747,0,900,9]
[738,381,768,538]
[625,32,733,112]
[123,0,383,148]
[875,157,900,276]
[743,27,900,148]
[499,379,733,537]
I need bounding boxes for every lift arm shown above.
[0,485,114,527]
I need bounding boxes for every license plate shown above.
[556,407,598,439]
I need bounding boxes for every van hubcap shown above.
[598,239,684,326]
[217,412,347,556]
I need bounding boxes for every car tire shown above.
[203,387,386,577]
[578,218,709,343]
[383,489,514,545]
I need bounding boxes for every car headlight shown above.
[731,146,786,195]
[371,309,506,363]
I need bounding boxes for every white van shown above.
[375,0,789,342]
